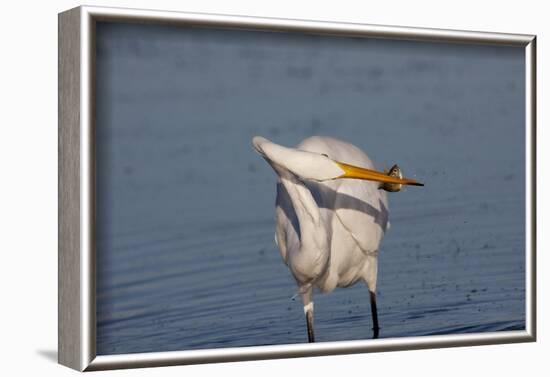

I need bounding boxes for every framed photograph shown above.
[58,5,536,371]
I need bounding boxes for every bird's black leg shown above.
[302,291,315,343]
[369,290,380,339]
[306,309,315,343]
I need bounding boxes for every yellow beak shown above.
[335,161,424,187]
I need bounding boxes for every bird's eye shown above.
[321,153,329,158]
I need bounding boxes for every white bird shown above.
[252,136,423,342]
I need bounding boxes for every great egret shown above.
[252,136,423,342]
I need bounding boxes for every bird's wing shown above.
[332,179,389,255]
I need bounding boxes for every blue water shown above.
[95,22,525,355]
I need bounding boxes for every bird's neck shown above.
[279,174,330,281]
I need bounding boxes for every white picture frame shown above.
[58,5,536,371]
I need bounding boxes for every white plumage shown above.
[253,135,422,341]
